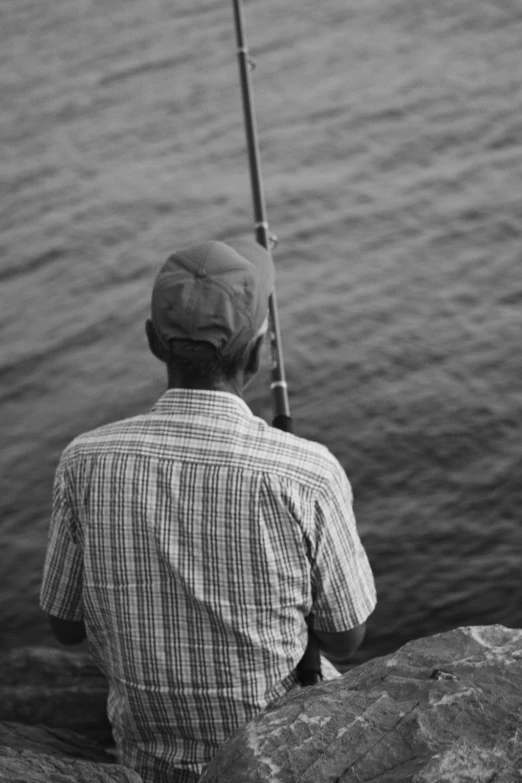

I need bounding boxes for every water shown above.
[1,0,521,661]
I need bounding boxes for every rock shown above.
[0,745,141,782]
[199,625,522,783]
[0,721,115,762]
[0,649,142,780]
[0,647,112,743]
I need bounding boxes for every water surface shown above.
[1,0,521,659]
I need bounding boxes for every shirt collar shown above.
[151,388,254,420]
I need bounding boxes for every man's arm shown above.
[40,455,85,638]
[306,453,377,672]
[48,614,86,646]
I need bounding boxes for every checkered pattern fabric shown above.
[40,389,376,783]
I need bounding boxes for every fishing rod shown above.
[231,0,321,687]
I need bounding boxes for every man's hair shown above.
[166,338,254,386]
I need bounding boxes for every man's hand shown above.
[48,614,87,646]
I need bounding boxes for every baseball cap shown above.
[150,239,274,357]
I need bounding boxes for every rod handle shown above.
[296,633,322,686]
[272,414,293,434]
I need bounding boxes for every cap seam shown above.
[186,243,214,338]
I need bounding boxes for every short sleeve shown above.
[40,457,84,621]
[310,456,376,632]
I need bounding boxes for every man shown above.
[40,239,377,783]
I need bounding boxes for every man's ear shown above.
[244,333,265,379]
[145,319,168,362]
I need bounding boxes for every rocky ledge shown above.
[200,625,522,783]
[2,626,522,782]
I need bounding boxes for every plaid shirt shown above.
[40,389,376,783]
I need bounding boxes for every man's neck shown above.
[166,372,244,399]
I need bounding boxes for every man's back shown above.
[41,388,376,782]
